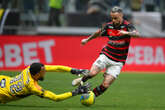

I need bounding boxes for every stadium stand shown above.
[0,0,165,37]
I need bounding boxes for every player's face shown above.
[38,66,46,81]
[110,12,123,26]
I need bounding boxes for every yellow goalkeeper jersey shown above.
[0,65,73,103]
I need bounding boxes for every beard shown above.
[38,77,44,81]
[114,22,120,27]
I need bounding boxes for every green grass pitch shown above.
[0,71,165,110]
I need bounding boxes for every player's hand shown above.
[71,68,89,76]
[72,83,90,96]
[119,30,129,35]
[81,39,88,45]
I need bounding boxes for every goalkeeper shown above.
[0,63,89,104]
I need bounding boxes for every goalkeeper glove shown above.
[71,68,89,76]
[72,83,90,96]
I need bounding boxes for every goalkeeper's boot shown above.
[71,68,89,76]
[72,83,90,96]
[72,77,83,86]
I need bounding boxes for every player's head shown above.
[110,6,123,26]
[29,63,45,81]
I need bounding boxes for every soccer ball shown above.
[80,91,95,106]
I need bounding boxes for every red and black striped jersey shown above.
[100,20,136,63]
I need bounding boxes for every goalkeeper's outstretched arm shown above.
[30,81,90,102]
[29,81,73,102]
[42,84,89,102]
[36,86,89,102]
[43,90,73,102]
[44,65,89,75]
[45,65,72,72]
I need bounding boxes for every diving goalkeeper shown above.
[0,63,89,104]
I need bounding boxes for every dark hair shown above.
[29,63,44,75]
[111,6,123,13]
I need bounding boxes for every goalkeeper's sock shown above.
[93,85,107,97]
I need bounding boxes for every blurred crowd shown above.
[0,0,164,27]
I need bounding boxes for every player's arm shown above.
[29,81,89,102]
[27,65,72,73]
[128,30,140,37]
[45,65,72,72]
[42,90,73,102]
[81,29,102,45]
[119,23,140,37]
[28,81,72,101]
[81,23,108,45]
[119,29,139,37]
[44,65,88,75]
[43,83,90,102]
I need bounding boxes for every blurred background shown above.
[0,0,165,37]
[0,0,165,72]
[0,1,165,109]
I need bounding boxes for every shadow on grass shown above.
[93,104,165,109]
[0,104,55,108]
[0,103,84,109]
[1,103,165,110]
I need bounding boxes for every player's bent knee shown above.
[89,71,98,77]
[102,82,110,88]
[102,74,116,88]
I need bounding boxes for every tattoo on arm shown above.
[87,30,101,41]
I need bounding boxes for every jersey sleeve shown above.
[43,90,72,102]
[27,80,72,101]
[45,65,72,72]
[27,80,45,97]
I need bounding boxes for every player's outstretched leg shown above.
[92,84,107,97]
[92,74,115,97]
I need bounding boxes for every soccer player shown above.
[72,6,140,97]
[0,63,90,104]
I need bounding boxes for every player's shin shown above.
[92,84,107,97]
